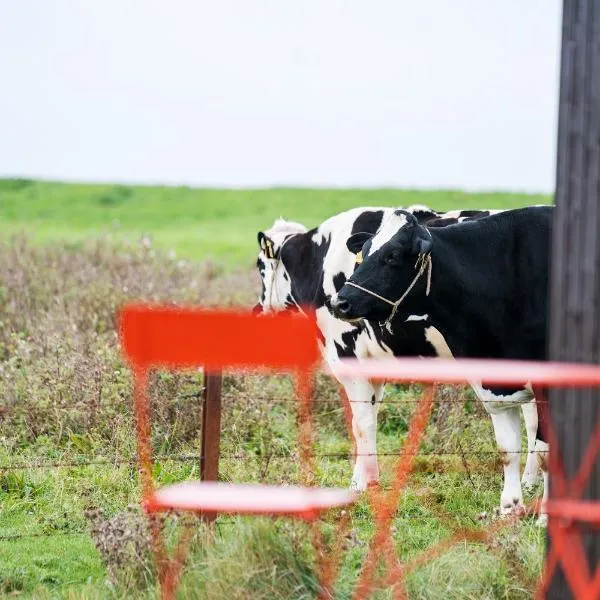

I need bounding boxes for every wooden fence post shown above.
[547,0,600,597]
[200,371,223,523]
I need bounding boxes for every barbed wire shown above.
[0,454,201,471]
[0,448,548,471]
[0,530,89,541]
[0,381,546,560]
[0,401,548,425]
[0,391,549,419]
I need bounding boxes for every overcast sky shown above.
[1,1,562,192]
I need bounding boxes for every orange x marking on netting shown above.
[335,382,534,600]
[534,393,600,600]
[350,384,436,599]
[330,357,600,599]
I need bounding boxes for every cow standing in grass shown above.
[254,206,540,510]
[330,206,551,522]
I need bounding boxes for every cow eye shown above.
[384,250,402,265]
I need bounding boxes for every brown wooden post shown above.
[547,0,600,596]
[200,371,223,523]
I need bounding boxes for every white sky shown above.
[0,1,562,192]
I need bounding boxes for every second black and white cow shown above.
[330,206,552,521]
[255,205,540,515]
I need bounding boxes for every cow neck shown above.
[269,235,303,311]
[415,226,504,358]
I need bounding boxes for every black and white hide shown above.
[254,205,540,517]
[330,207,552,523]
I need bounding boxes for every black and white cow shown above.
[255,205,540,511]
[330,206,552,522]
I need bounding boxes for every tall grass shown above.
[0,234,544,598]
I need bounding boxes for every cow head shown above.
[255,218,308,312]
[330,210,433,323]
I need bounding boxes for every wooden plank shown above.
[200,371,223,523]
[548,1,600,597]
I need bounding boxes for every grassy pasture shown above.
[0,181,550,598]
[0,178,549,268]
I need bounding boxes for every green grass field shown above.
[0,180,551,598]
[0,178,550,267]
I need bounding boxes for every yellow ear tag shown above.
[355,251,363,264]
[265,239,274,259]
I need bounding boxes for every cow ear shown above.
[257,232,277,258]
[257,232,276,245]
[347,232,373,254]
[411,227,432,255]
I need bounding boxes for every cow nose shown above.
[330,295,352,317]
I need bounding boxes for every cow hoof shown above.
[350,478,368,492]
[350,478,379,493]
[536,514,548,527]
[500,499,526,517]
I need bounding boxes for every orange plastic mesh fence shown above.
[118,304,600,600]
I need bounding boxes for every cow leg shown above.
[342,378,384,491]
[488,407,525,515]
[531,385,549,525]
[535,438,549,526]
[521,399,540,489]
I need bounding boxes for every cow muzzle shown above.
[329,294,357,321]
